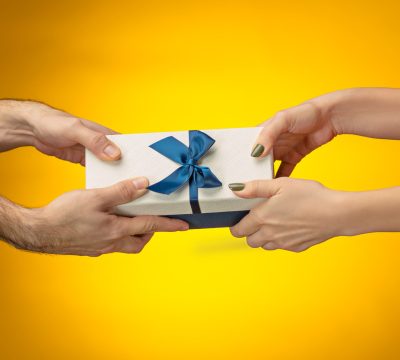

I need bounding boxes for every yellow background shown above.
[1,1,400,359]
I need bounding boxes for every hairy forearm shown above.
[0,99,37,152]
[312,88,400,139]
[0,195,42,251]
[0,196,29,248]
[339,187,400,236]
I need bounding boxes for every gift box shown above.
[86,127,274,229]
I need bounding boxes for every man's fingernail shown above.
[251,144,265,157]
[132,177,148,190]
[228,183,245,191]
[103,144,120,158]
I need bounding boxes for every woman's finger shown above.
[253,102,320,158]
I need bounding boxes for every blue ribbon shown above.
[147,130,222,214]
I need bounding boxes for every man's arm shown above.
[0,178,188,256]
[0,100,36,152]
[0,197,32,249]
[0,99,121,164]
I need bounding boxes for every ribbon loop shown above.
[148,130,222,214]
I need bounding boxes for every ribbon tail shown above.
[197,167,222,188]
[148,166,192,195]
[189,176,201,214]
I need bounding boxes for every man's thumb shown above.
[96,177,149,208]
[228,179,281,199]
[72,122,121,161]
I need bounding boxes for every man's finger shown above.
[70,122,121,161]
[122,215,189,235]
[228,179,282,199]
[96,177,149,208]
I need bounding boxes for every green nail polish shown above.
[251,144,265,157]
[229,183,245,191]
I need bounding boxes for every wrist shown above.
[0,100,37,150]
[309,88,362,135]
[332,191,367,237]
[0,198,43,251]
[333,188,400,236]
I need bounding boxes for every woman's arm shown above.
[253,88,400,177]
[322,87,400,139]
[229,178,400,252]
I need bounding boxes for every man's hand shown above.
[0,177,189,256]
[229,178,346,252]
[0,99,121,165]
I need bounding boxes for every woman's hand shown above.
[252,88,400,177]
[6,177,188,256]
[0,99,121,165]
[229,178,346,252]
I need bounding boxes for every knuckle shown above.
[64,117,81,134]
[117,181,135,202]
[90,133,108,150]
[142,216,158,233]
[246,237,260,248]
[88,251,104,257]
[229,226,243,238]
[303,101,321,119]
[86,250,105,257]
[249,210,265,226]
[275,110,291,128]
[274,176,291,188]
[253,180,261,197]
[262,241,277,250]
[274,110,287,120]
[99,244,116,255]
[131,246,144,254]
[109,223,125,239]
[280,242,292,251]
[246,181,260,198]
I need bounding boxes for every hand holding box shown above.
[86,127,273,228]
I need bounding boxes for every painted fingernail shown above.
[251,144,264,157]
[103,144,120,158]
[132,177,149,190]
[228,183,245,191]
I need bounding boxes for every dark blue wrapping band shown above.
[168,210,249,229]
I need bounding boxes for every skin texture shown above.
[0,99,122,165]
[230,88,400,252]
[0,100,188,256]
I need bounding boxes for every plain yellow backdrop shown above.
[1,1,400,359]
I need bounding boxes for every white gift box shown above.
[86,127,274,228]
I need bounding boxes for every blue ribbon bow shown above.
[147,130,222,214]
